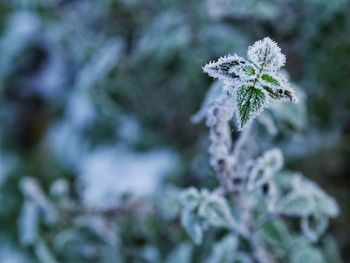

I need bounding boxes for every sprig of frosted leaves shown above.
[203,37,298,129]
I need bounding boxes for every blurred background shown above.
[0,0,349,262]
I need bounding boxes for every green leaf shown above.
[261,73,280,85]
[236,86,266,129]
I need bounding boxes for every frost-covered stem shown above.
[232,122,253,170]
[206,90,271,263]
[206,93,235,191]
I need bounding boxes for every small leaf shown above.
[247,148,283,191]
[268,86,307,131]
[262,85,297,102]
[198,194,235,228]
[203,54,246,81]
[205,235,238,263]
[290,174,340,218]
[181,209,205,245]
[236,86,266,129]
[247,37,285,71]
[276,192,313,217]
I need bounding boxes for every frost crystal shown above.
[203,37,298,129]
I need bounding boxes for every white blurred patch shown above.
[79,146,178,209]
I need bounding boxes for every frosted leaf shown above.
[198,193,235,228]
[301,214,328,243]
[181,209,206,245]
[259,73,298,103]
[180,189,237,244]
[269,85,307,131]
[247,37,285,71]
[205,235,238,263]
[291,174,340,218]
[203,54,246,81]
[247,148,283,191]
[276,192,313,217]
[277,172,339,237]
[235,85,266,130]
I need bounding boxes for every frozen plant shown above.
[179,38,340,263]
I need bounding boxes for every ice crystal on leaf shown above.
[203,37,298,129]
